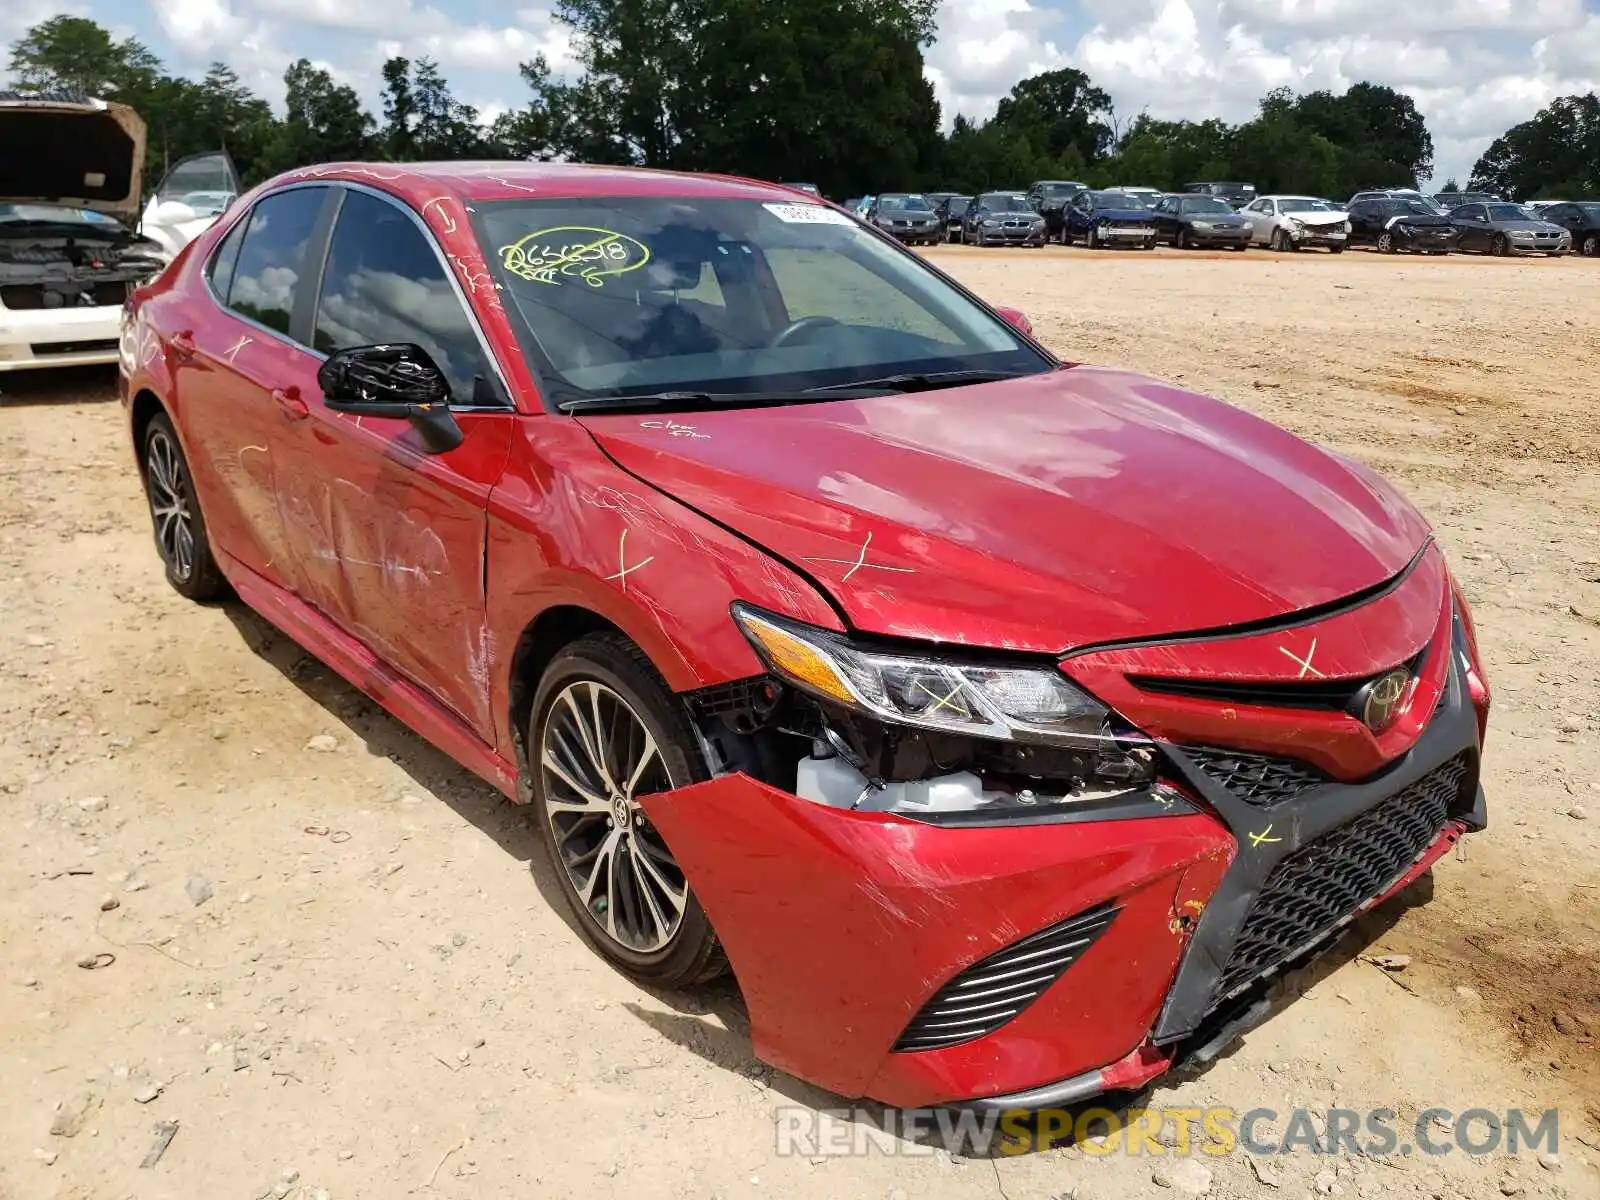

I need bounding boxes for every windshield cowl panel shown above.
[471,196,1053,411]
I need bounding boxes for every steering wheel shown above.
[770,314,842,347]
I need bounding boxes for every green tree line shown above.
[6,9,1591,202]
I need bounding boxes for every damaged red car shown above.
[120,163,1490,1110]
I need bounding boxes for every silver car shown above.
[1448,202,1571,256]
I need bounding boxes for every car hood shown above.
[0,94,147,224]
[1489,219,1561,232]
[578,368,1432,654]
[1392,214,1453,228]
[1283,211,1346,227]
[1091,208,1154,222]
[1187,213,1247,225]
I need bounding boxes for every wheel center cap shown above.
[610,795,632,827]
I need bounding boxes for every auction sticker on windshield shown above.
[762,203,855,226]
[499,226,651,288]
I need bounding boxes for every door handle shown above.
[169,331,197,360]
[271,386,309,420]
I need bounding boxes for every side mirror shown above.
[994,306,1033,337]
[317,343,464,455]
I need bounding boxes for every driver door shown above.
[140,151,242,257]
[1452,204,1488,251]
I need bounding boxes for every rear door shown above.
[278,185,515,736]
[173,184,336,588]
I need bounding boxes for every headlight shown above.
[982,219,999,227]
[734,605,1120,747]
[1342,221,1352,233]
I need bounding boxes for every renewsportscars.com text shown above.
[774,1105,1561,1158]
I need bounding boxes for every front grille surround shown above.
[1211,753,1468,1004]
[895,904,1117,1052]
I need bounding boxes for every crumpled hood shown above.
[579,368,1433,654]
[0,94,147,224]
[1287,211,1347,228]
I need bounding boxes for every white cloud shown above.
[151,0,250,55]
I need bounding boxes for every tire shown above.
[1490,234,1509,257]
[1582,233,1598,257]
[1175,228,1188,249]
[1328,245,1345,254]
[1376,231,1395,253]
[1272,228,1298,252]
[140,412,227,601]
[530,632,726,988]
[1232,243,1248,252]
[1058,224,1071,246]
[1086,226,1100,249]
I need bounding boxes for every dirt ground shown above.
[2,246,1598,1200]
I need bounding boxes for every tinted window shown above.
[228,187,327,336]
[1181,197,1233,213]
[473,196,1042,401]
[314,189,493,405]
[208,217,248,300]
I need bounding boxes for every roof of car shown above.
[269,161,803,205]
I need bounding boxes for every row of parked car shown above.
[838,182,1600,258]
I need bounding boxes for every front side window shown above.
[313,189,493,405]
[472,196,1048,405]
[226,187,328,336]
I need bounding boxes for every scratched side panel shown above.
[485,419,843,756]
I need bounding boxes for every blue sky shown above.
[4,0,1599,185]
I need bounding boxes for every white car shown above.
[1239,195,1352,253]
[0,94,236,373]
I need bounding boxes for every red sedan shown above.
[119,162,1490,1110]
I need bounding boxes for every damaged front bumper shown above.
[639,569,1487,1109]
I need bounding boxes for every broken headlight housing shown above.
[728,604,1174,825]
[732,604,1116,745]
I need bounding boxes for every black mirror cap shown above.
[318,342,451,411]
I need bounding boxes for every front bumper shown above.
[973,226,1047,245]
[645,547,1487,1108]
[0,304,123,371]
[1187,225,1252,246]
[1291,227,1348,247]
[1505,235,1569,254]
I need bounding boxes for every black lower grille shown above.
[1182,746,1328,807]
[895,904,1117,1052]
[1213,754,1468,1002]
[30,338,120,356]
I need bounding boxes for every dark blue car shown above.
[1064,190,1159,249]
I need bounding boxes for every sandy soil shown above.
[2,246,1597,1200]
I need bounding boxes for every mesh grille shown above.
[894,904,1117,1052]
[1181,746,1328,808]
[1214,754,1468,1002]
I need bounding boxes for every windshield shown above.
[1581,204,1600,220]
[474,197,1050,405]
[877,194,933,212]
[1040,183,1080,197]
[1086,191,1137,210]
[1182,197,1234,214]
[1484,204,1534,221]
[1279,198,1334,213]
[978,193,1030,212]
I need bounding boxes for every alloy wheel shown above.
[540,680,688,954]
[145,428,195,582]
[1582,234,1597,257]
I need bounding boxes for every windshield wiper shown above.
[557,388,884,414]
[805,369,1036,394]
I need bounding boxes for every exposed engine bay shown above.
[0,223,169,312]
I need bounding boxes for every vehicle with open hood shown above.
[0,93,237,373]
[120,161,1490,1112]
